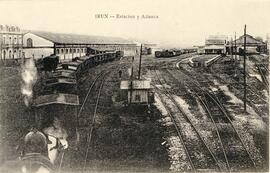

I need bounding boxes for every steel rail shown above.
[172,65,258,170]
[154,69,222,171]
[208,93,257,170]
[166,67,231,172]
[77,71,106,118]
[82,72,108,172]
[256,63,269,88]
[151,77,195,171]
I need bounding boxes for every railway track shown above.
[256,63,269,89]
[82,71,108,171]
[209,71,268,119]
[163,68,258,171]
[75,60,128,172]
[249,54,269,91]
[185,61,267,104]
[180,59,268,119]
[151,69,222,172]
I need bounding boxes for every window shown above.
[61,49,64,54]
[56,49,60,54]
[14,38,17,44]
[26,38,33,47]
[135,95,141,101]
[66,49,69,54]
[3,50,6,59]
[14,50,17,58]
[18,38,22,45]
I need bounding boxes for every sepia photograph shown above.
[0,0,269,172]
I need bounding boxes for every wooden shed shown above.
[120,79,154,104]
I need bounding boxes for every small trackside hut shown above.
[120,44,154,106]
[120,80,154,105]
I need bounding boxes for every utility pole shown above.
[138,44,143,80]
[230,37,233,59]
[129,55,134,104]
[0,37,2,62]
[243,25,247,113]
[234,32,238,78]
[234,32,237,60]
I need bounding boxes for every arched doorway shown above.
[27,38,33,47]
[3,50,6,60]
[9,50,12,59]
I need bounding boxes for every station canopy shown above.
[29,31,135,45]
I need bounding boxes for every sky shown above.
[0,0,269,47]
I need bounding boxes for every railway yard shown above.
[0,51,269,172]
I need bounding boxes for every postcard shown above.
[0,0,269,172]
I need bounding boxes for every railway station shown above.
[0,1,269,172]
[22,31,137,61]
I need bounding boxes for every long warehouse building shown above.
[23,31,137,60]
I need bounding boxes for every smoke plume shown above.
[21,58,37,107]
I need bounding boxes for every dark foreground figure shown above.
[0,129,66,173]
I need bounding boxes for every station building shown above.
[204,35,228,54]
[0,25,23,61]
[23,31,137,60]
[232,34,267,54]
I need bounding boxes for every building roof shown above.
[120,80,151,90]
[33,93,79,107]
[235,34,266,45]
[26,31,135,45]
[207,35,228,40]
[204,45,225,50]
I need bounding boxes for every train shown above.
[32,48,124,135]
[141,47,152,55]
[36,48,123,72]
[155,48,197,58]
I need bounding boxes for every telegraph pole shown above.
[234,32,237,77]
[138,44,143,80]
[230,37,233,59]
[234,32,237,60]
[243,25,247,113]
[129,55,134,104]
